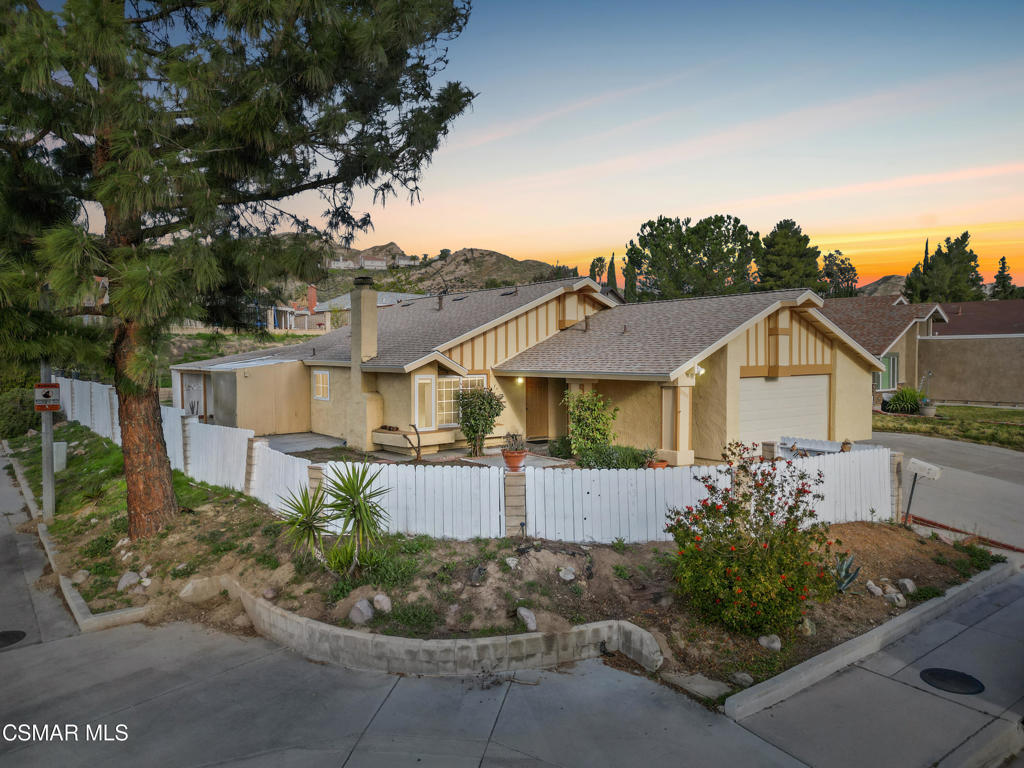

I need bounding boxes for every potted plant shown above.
[502,432,528,472]
[920,398,937,418]
[645,449,668,468]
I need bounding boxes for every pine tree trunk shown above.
[113,321,177,539]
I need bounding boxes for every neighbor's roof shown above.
[819,296,947,356]
[314,291,422,312]
[936,299,1024,335]
[494,289,880,379]
[173,278,611,373]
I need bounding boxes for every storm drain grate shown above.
[920,667,985,695]
[0,630,27,650]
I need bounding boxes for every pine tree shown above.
[606,254,617,290]
[819,251,859,297]
[622,260,638,303]
[755,219,823,291]
[1,1,475,538]
[903,233,984,303]
[992,256,1016,300]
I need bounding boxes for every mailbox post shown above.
[35,366,61,523]
[902,457,942,525]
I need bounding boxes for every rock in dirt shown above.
[884,592,907,608]
[730,671,755,687]
[883,584,899,596]
[662,672,731,700]
[897,578,917,595]
[800,617,816,637]
[469,564,488,586]
[262,587,278,601]
[349,599,374,625]
[505,557,519,570]
[557,566,576,582]
[73,448,86,456]
[89,518,98,525]
[232,613,252,629]
[866,580,883,597]
[516,606,537,632]
[758,634,782,652]
[373,594,392,613]
[130,586,146,595]
[655,594,674,609]
[174,562,189,571]
[117,571,140,592]
[71,569,90,585]
[25,429,38,437]
[140,578,152,587]
[115,537,130,550]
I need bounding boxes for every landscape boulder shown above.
[866,580,884,597]
[730,671,755,687]
[262,587,278,601]
[516,606,538,632]
[373,594,392,613]
[897,578,917,595]
[557,566,576,582]
[758,634,782,652]
[348,599,374,625]
[71,569,90,586]
[884,592,907,608]
[117,571,140,592]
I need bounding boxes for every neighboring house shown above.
[172,278,881,464]
[315,290,422,325]
[921,299,1024,405]
[819,296,948,402]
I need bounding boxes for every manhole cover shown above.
[920,668,985,695]
[0,630,27,650]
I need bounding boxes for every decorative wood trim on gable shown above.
[740,363,833,378]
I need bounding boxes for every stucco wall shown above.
[231,362,312,435]
[832,345,873,441]
[309,366,355,439]
[691,346,729,461]
[594,380,662,449]
[919,336,1024,405]
[378,369,413,430]
[493,375,527,435]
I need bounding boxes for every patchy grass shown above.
[873,405,1024,451]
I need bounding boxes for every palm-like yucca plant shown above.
[275,483,339,569]
[323,463,389,576]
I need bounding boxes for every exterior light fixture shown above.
[516,377,525,384]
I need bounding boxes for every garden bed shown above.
[5,424,1006,687]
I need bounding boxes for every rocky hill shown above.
[859,274,905,297]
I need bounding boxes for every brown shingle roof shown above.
[819,296,943,356]
[174,278,592,371]
[493,289,812,378]
[937,299,1024,335]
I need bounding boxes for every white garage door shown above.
[738,375,829,445]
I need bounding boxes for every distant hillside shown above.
[306,244,576,301]
[860,274,905,297]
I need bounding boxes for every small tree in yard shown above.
[456,387,505,457]
[563,390,617,456]
[665,443,838,635]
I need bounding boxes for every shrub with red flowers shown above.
[665,442,837,635]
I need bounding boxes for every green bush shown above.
[884,387,924,414]
[455,386,505,457]
[563,390,617,455]
[577,444,655,469]
[666,443,837,635]
[0,388,41,438]
[548,435,573,459]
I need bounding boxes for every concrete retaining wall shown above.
[185,574,664,676]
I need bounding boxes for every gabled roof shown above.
[936,299,1024,335]
[173,278,612,372]
[494,289,881,380]
[315,291,422,312]
[819,296,947,356]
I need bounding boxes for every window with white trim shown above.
[414,375,436,431]
[312,369,330,400]
[437,375,487,427]
[873,353,899,391]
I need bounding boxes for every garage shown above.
[738,374,829,444]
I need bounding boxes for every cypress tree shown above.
[606,254,617,290]
[992,256,1015,299]
[1,1,475,538]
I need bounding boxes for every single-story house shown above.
[172,278,882,464]
[819,296,948,402]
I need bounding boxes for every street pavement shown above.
[868,432,1024,550]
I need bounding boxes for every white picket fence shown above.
[186,420,254,492]
[321,461,505,539]
[524,447,892,543]
[249,441,311,512]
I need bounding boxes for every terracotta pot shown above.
[502,449,528,472]
[647,459,669,469]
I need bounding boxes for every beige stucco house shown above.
[172,278,882,464]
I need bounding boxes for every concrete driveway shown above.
[867,432,1024,550]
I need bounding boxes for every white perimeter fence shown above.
[54,377,893,543]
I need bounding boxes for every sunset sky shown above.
[297,1,1024,285]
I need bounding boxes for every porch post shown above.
[657,377,695,466]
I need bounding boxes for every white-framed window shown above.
[873,353,899,391]
[414,375,436,431]
[437,374,487,427]
[312,369,330,400]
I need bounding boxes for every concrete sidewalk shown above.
[741,572,1024,768]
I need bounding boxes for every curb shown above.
[38,524,149,633]
[182,574,665,676]
[937,716,1024,768]
[724,561,1018,720]
[1,440,41,520]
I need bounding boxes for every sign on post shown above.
[34,382,61,412]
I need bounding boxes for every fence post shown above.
[761,441,778,460]
[889,451,904,522]
[181,415,198,477]
[505,471,526,538]
[307,464,324,495]
[107,386,119,444]
[244,437,268,496]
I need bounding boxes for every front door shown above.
[525,378,549,440]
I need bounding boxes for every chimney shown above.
[350,276,377,362]
[584,315,590,331]
[437,295,443,311]
[307,284,318,312]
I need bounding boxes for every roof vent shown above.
[584,315,590,332]
[453,295,466,301]
[500,289,515,296]
[354,276,373,286]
